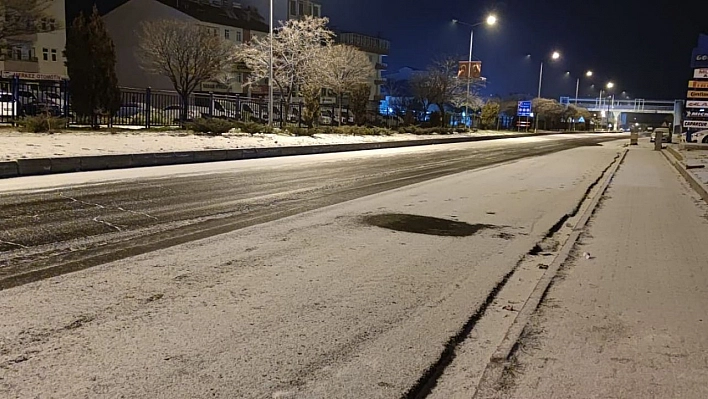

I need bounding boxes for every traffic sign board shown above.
[517,101,532,117]
[577,116,585,123]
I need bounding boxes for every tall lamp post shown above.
[599,82,615,130]
[268,0,274,126]
[534,51,561,132]
[452,14,497,128]
[575,70,592,104]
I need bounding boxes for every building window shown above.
[236,73,243,83]
[290,0,297,15]
[42,48,48,61]
[49,18,56,31]
[41,18,47,31]
[313,4,321,17]
[51,49,57,62]
[235,30,242,42]
[298,2,304,16]
[225,29,230,39]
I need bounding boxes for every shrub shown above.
[17,115,67,133]
[186,118,234,135]
[288,127,316,136]
[233,121,274,135]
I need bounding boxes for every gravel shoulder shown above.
[484,147,708,399]
[0,143,621,398]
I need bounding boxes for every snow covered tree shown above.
[237,16,334,105]
[319,44,373,125]
[138,19,235,123]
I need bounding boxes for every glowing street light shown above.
[451,14,499,127]
[534,50,561,132]
[586,70,593,77]
[606,82,615,89]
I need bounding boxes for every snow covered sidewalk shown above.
[486,146,708,398]
[0,130,522,162]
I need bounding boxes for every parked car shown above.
[163,105,199,123]
[191,97,239,120]
[691,130,708,144]
[650,127,671,143]
[0,92,16,116]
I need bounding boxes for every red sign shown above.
[458,61,482,79]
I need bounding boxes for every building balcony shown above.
[375,62,388,70]
[337,32,390,55]
[0,56,40,74]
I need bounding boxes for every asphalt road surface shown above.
[0,134,622,289]
[0,134,627,398]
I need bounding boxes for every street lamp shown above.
[268,0,274,126]
[573,70,593,104]
[534,50,561,132]
[452,14,497,128]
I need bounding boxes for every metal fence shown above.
[0,77,353,128]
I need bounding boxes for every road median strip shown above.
[0,131,613,179]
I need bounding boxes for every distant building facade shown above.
[0,0,68,82]
[103,0,268,95]
[336,32,390,108]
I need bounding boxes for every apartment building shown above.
[239,0,321,23]
[103,0,268,94]
[336,32,390,107]
[0,0,67,82]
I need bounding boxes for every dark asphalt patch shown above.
[363,213,497,237]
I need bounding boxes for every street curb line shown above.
[472,148,628,398]
[0,132,626,179]
[661,148,708,205]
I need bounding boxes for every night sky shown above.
[72,0,708,100]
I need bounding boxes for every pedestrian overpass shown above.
[567,98,683,131]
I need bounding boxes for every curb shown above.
[661,147,708,205]
[0,132,604,179]
[473,149,629,397]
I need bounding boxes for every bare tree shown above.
[319,44,373,125]
[238,16,334,106]
[409,56,484,127]
[0,0,60,45]
[137,19,234,122]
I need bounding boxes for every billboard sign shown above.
[694,68,708,79]
[687,100,708,108]
[686,110,708,118]
[683,120,708,129]
[458,61,481,79]
[687,90,708,99]
[692,51,708,69]
[517,100,532,117]
[689,80,708,89]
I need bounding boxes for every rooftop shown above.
[156,0,269,32]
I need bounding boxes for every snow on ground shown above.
[0,129,524,162]
[0,143,622,398]
[680,146,708,185]
[484,148,708,399]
